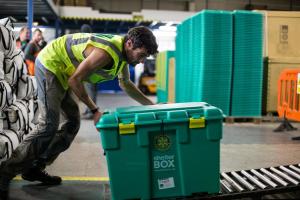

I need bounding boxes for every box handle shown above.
[189,117,205,128]
[119,123,135,134]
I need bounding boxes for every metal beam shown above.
[42,0,59,16]
[27,0,33,39]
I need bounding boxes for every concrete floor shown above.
[8,93,300,199]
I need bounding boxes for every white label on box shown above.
[158,177,175,190]
[153,155,175,171]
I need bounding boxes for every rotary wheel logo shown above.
[154,135,171,151]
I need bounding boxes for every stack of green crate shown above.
[175,24,183,102]
[191,10,233,116]
[175,19,192,102]
[185,17,195,102]
[175,12,202,103]
[231,11,263,116]
[175,19,193,102]
[190,12,202,102]
[97,102,223,200]
[156,51,175,103]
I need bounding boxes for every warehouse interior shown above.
[2,0,300,199]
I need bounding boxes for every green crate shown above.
[97,102,223,200]
[156,51,175,103]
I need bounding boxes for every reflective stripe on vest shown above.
[65,35,124,80]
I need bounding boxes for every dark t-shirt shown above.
[24,42,41,62]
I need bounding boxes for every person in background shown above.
[38,35,48,49]
[16,26,29,51]
[0,26,158,200]
[24,28,44,75]
[80,24,98,119]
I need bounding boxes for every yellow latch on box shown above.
[189,117,205,128]
[119,123,135,134]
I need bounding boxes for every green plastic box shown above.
[156,51,175,103]
[96,102,223,200]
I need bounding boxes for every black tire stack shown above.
[0,18,41,165]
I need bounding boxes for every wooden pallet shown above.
[224,117,262,124]
[262,116,281,123]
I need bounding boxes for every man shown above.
[24,28,44,75]
[0,26,158,200]
[16,26,29,51]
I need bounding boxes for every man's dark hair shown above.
[80,24,93,33]
[20,26,28,33]
[33,28,42,34]
[124,26,158,55]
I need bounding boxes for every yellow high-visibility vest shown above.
[38,33,127,90]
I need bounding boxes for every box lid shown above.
[97,102,223,129]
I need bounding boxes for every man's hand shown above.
[93,110,103,126]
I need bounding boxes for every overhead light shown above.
[9,17,17,22]
[165,22,173,26]
[33,22,39,26]
[135,21,142,26]
[42,17,49,24]
[150,21,158,27]
[158,25,176,32]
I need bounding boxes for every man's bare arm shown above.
[68,47,112,110]
[119,65,154,105]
